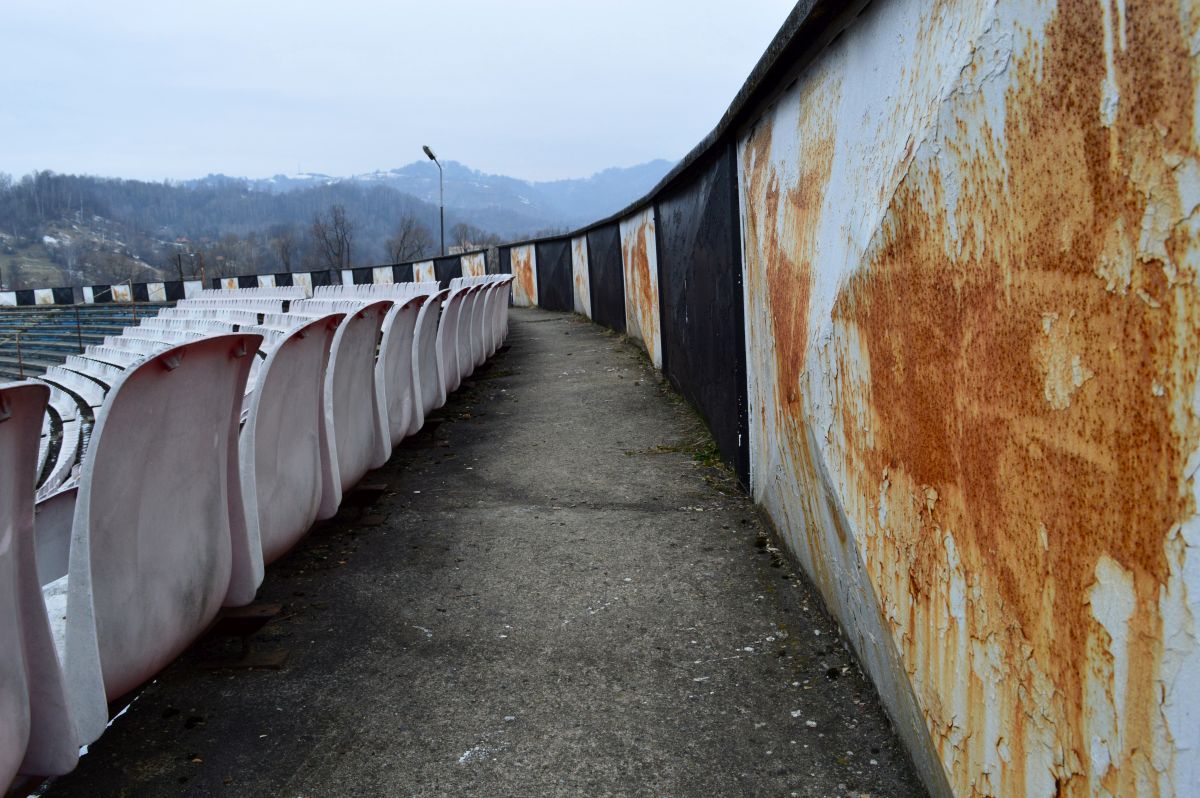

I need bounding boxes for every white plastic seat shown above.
[78,345,144,370]
[198,286,305,300]
[377,296,425,445]
[159,307,264,327]
[51,334,261,747]
[435,287,467,396]
[0,382,78,789]
[235,314,342,567]
[414,289,448,416]
[62,356,123,389]
[289,300,391,518]
[135,317,236,336]
[310,283,441,441]
[174,298,288,313]
[40,367,105,410]
[106,305,344,581]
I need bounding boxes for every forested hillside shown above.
[0,173,508,289]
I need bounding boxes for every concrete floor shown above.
[38,307,925,798]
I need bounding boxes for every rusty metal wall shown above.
[509,244,538,307]
[586,225,625,333]
[413,261,436,284]
[462,252,487,278]
[656,144,748,486]
[618,207,662,368]
[570,235,591,317]
[534,240,573,312]
[737,0,1200,796]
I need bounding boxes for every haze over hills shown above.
[190,158,676,232]
[0,159,674,291]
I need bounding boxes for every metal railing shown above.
[0,280,142,380]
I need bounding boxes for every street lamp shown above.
[423,145,445,256]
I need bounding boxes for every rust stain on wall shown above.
[413,261,436,284]
[824,1,1200,795]
[462,252,487,279]
[620,208,662,367]
[510,245,537,307]
[745,76,840,427]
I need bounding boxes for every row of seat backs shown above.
[3,276,516,788]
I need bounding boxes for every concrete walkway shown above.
[40,308,924,798]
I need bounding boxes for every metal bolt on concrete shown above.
[37,308,925,798]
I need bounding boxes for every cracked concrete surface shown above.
[37,308,924,798]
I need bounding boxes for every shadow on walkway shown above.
[39,307,925,798]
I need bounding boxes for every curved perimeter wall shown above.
[500,1,1200,796]
[0,251,491,307]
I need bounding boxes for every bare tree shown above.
[449,221,501,252]
[270,226,297,272]
[385,216,435,263]
[311,204,354,274]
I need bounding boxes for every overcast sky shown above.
[1,1,795,183]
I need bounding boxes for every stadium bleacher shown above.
[0,275,514,790]
[0,304,169,382]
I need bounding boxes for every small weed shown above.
[692,439,723,469]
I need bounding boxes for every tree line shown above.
[0,171,504,288]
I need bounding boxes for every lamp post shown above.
[422,145,445,256]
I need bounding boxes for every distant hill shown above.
[0,159,673,290]
[192,159,676,232]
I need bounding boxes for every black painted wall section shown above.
[392,264,414,283]
[434,256,462,289]
[534,240,573,312]
[585,225,625,333]
[352,267,374,285]
[655,144,749,485]
[496,247,512,274]
[274,273,294,287]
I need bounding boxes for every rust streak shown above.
[828,1,1199,794]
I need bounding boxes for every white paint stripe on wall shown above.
[148,283,166,302]
[183,280,203,299]
[257,275,276,289]
[292,273,313,297]
[373,266,394,285]
[571,235,591,318]
[509,245,537,307]
[0,292,16,307]
[413,261,435,283]
[462,252,487,278]
[34,288,54,305]
[618,207,662,368]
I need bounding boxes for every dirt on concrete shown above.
[37,307,926,798]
